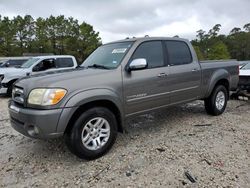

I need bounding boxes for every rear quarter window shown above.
[56,58,74,68]
[165,41,192,66]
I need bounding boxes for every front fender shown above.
[2,74,24,84]
[56,88,124,133]
[205,69,229,98]
[65,88,123,108]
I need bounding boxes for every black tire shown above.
[64,107,117,160]
[204,85,228,116]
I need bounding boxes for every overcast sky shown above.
[0,0,250,43]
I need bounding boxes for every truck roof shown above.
[106,36,190,45]
[31,55,75,59]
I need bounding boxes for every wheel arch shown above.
[65,99,123,134]
[205,69,230,98]
[57,89,124,134]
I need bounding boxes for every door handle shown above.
[158,73,167,77]
[192,69,198,72]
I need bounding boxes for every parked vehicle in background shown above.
[8,37,239,160]
[0,57,30,68]
[239,60,250,68]
[238,63,250,96]
[0,55,77,95]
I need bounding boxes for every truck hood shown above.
[0,67,28,75]
[239,69,250,76]
[15,68,117,93]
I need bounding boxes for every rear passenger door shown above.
[123,41,170,115]
[164,40,201,104]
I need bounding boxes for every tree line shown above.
[1,15,250,62]
[0,15,102,62]
[191,23,250,60]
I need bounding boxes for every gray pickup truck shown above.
[8,37,239,160]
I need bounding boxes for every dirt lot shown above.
[0,97,249,188]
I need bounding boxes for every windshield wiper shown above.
[87,64,110,70]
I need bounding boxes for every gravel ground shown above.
[0,97,249,188]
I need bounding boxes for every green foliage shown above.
[0,15,102,62]
[207,41,230,60]
[193,45,204,60]
[192,23,250,60]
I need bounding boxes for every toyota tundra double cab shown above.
[8,37,239,159]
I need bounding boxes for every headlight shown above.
[28,88,67,106]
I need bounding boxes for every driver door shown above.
[123,41,170,116]
[32,58,57,74]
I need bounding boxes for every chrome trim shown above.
[170,86,199,93]
[126,97,197,117]
[127,91,170,102]
[126,86,199,102]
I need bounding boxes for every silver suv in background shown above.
[0,55,77,95]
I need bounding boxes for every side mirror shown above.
[128,58,147,71]
[6,62,10,67]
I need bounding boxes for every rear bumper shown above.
[8,100,65,139]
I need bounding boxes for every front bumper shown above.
[238,84,250,91]
[238,76,250,91]
[0,82,8,94]
[8,100,64,139]
[0,87,8,94]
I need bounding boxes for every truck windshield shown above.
[20,58,39,68]
[81,42,133,69]
[241,63,250,70]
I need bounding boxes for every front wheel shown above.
[65,107,117,160]
[204,85,228,116]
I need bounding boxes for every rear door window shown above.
[55,58,74,68]
[165,41,192,66]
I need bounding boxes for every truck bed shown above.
[199,60,239,97]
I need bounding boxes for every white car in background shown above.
[239,60,250,68]
[238,63,250,96]
[0,55,78,95]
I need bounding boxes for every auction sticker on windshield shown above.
[112,48,127,53]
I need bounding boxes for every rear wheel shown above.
[204,85,228,116]
[65,107,117,160]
